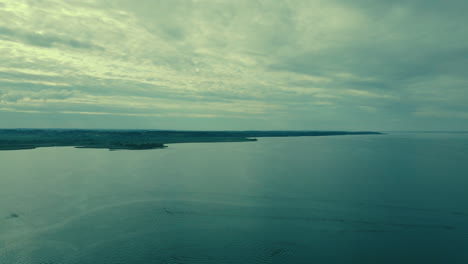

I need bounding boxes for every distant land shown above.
[0,129,382,151]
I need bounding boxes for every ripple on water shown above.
[1,201,301,264]
[66,231,298,264]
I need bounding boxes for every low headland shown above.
[0,129,382,151]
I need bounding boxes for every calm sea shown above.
[1,133,467,263]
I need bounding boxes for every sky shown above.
[1,0,467,131]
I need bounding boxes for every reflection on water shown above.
[1,133,468,263]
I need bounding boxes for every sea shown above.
[1,132,467,263]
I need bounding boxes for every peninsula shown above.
[0,129,382,151]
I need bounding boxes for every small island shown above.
[0,129,382,151]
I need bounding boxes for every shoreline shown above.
[0,129,382,151]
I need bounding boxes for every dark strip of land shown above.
[0,129,382,151]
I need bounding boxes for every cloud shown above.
[0,0,467,130]
[413,108,468,120]
[0,26,104,50]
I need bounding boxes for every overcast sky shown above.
[1,0,467,130]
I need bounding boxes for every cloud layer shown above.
[1,0,467,130]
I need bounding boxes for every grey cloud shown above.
[0,89,77,103]
[1,0,468,130]
[266,2,468,115]
[0,70,57,82]
[0,26,104,50]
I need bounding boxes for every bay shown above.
[1,133,467,263]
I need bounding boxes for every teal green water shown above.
[1,133,467,263]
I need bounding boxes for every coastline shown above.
[0,129,382,151]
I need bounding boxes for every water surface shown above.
[1,133,467,263]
